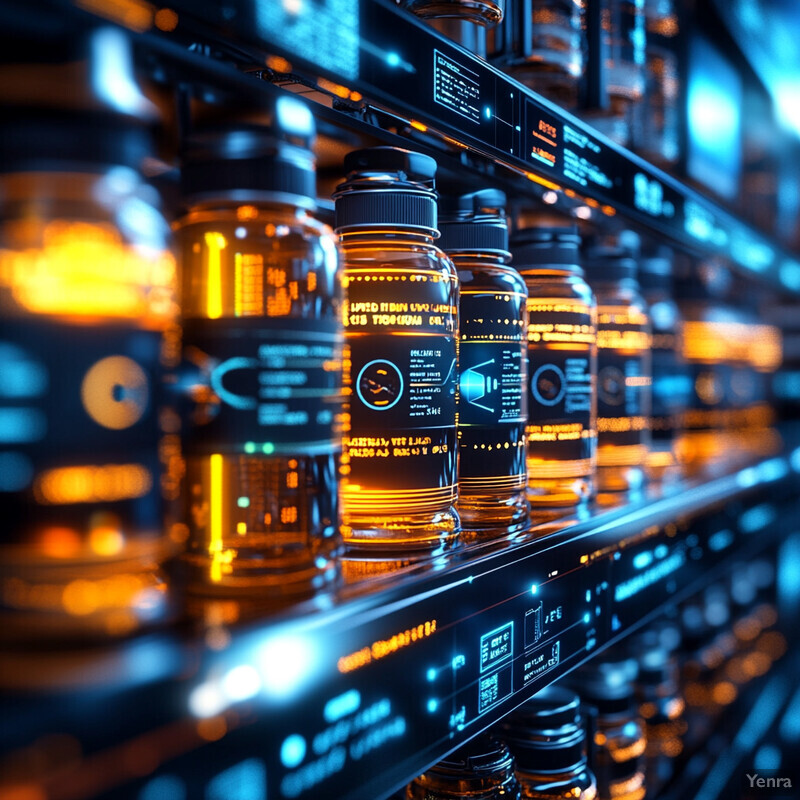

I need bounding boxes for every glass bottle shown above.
[335,147,459,549]
[583,245,651,493]
[401,0,504,58]
[499,685,598,799]
[407,734,522,799]
[176,95,343,602]
[630,0,680,166]
[496,0,586,111]
[510,225,596,514]
[0,29,180,642]
[568,659,647,800]
[639,251,689,476]
[439,190,529,536]
[583,0,646,147]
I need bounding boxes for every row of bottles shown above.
[0,35,781,642]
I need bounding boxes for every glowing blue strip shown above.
[614,552,685,602]
[323,689,361,723]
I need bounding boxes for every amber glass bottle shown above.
[0,31,179,642]
[176,96,342,601]
[569,659,647,800]
[584,246,652,493]
[407,734,521,799]
[335,147,459,549]
[439,190,528,536]
[499,685,598,799]
[510,226,597,512]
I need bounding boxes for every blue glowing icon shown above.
[531,363,566,406]
[356,359,403,411]
[459,359,497,413]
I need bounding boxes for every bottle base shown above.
[342,507,461,552]
[457,490,530,539]
[596,464,647,493]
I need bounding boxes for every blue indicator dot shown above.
[583,613,591,623]
[281,734,307,769]
[386,52,401,67]
[530,584,538,595]
[484,106,492,119]
[585,590,591,603]
[237,496,250,508]
[427,699,438,713]
[426,668,437,682]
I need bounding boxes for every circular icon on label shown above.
[531,364,566,406]
[81,355,149,429]
[598,365,626,406]
[356,359,403,410]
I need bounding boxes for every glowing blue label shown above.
[478,664,513,713]
[480,621,513,672]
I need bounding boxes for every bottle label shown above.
[596,308,651,449]
[0,318,168,544]
[526,299,596,464]
[183,317,343,455]
[458,288,527,484]
[343,267,458,500]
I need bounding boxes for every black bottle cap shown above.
[434,734,516,776]
[568,658,638,716]
[583,244,638,282]
[181,94,317,207]
[438,189,510,259]
[510,224,582,271]
[333,146,439,234]
[499,686,588,774]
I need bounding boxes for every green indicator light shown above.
[237,497,250,508]
[262,442,275,455]
[244,442,256,454]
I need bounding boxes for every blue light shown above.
[708,529,734,552]
[426,668,437,682]
[276,96,314,137]
[754,744,782,771]
[779,686,800,742]
[778,533,800,602]
[427,699,438,713]
[206,758,266,800]
[386,52,401,67]
[484,106,492,119]
[0,408,46,443]
[654,544,668,559]
[0,344,47,398]
[139,775,186,800]
[0,451,33,491]
[585,590,591,602]
[281,734,307,769]
[583,613,590,623]
[323,689,361,723]
[780,260,800,290]
[530,584,538,595]
[739,504,776,534]
[633,552,653,570]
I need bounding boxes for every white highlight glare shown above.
[222,665,262,702]
[276,96,314,137]
[189,681,226,718]
[90,28,155,118]
[542,191,558,205]
[531,584,538,595]
[259,635,315,697]
[575,206,592,220]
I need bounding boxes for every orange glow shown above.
[204,232,226,319]
[236,205,259,221]
[81,355,149,430]
[89,518,125,556]
[338,619,437,673]
[34,463,152,505]
[39,527,82,559]
[317,77,352,99]
[0,220,176,324]
[76,0,153,31]
[712,681,737,704]
[410,120,428,132]
[266,55,292,73]
[681,321,782,371]
[196,717,227,742]
[525,172,561,191]
[153,7,178,30]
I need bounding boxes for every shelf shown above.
[31,0,800,293]
[3,447,798,800]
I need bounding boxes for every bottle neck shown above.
[338,228,439,247]
[448,251,510,269]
